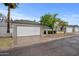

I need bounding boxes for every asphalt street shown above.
[0,35,79,56]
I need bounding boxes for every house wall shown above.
[0,18,44,37]
[44,29,52,35]
[0,22,12,37]
[0,20,7,36]
[0,20,79,37]
[0,26,7,36]
[66,27,73,33]
[17,26,40,36]
[12,23,43,38]
[0,26,12,37]
[75,27,79,32]
[66,27,79,33]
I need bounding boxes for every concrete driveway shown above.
[0,35,79,56]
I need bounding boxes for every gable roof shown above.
[13,20,40,25]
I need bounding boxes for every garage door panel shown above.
[66,27,73,33]
[75,28,79,32]
[17,26,40,36]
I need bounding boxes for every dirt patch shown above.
[0,38,14,51]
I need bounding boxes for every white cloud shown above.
[1,9,79,24]
[0,9,7,15]
[71,14,79,18]
[0,9,40,22]
[60,14,79,25]
[61,14,79,19]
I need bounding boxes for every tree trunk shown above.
[52,28,54,34]
[7,5,10,33]
[55,27,57,34]
[52,24,54,34]
[64,27,66,34]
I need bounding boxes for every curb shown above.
[56,34,79,39]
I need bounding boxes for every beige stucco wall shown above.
[0,22,12,37]
[74,27,79,32]
[66,27,79,33]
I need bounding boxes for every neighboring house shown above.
[12,20,43,38]
[0,19,43,37]
[66,25,79,33]
[39,25,79,35]
[0,18,79,37]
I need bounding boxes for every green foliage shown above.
[40,14,52,27]
[40,13,60,31]
[48,30,53,34]
[58,20,68,28]
[58,20,68,33]
[40,13,68,34]
[4,3,18,9]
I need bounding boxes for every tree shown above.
[40,14,52,26]
[54,18,61,32]
[58,20,68,33]
[3,3,18,33]
[40,13,60,34]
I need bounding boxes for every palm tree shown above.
[54,18,61,33]
[58,20,68,33]
[40,14,52,26]
[40,13,60,34]
[51,14,60,34]
[3,3,18,33]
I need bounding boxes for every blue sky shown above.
[0,3,79,25]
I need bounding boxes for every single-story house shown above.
[0,19,79,37]
[66,25,79,33]
[0,19,44,37]
[43,25,79,34]
[12,20,43,38]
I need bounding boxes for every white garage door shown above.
[17,26,40,36]
[66,27,73,33]
[75,27,79,32]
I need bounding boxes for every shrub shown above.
[48,30,53,34]
[53,30,56,34]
